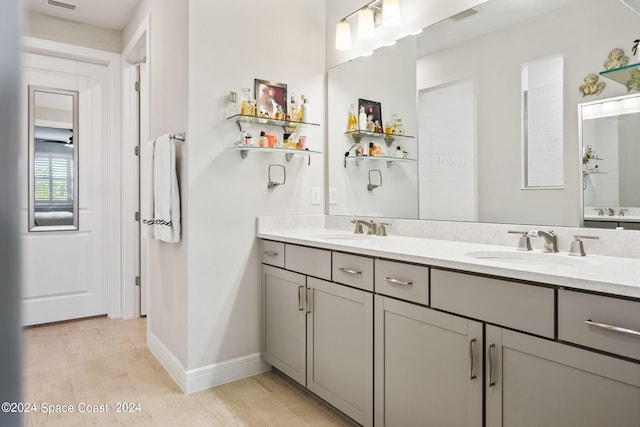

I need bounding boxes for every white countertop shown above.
[584,214,640,223]
[258,228,640,300]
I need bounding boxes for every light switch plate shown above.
[329,187,338,205]
[311,187,321,205]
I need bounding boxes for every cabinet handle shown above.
[384,277,413,286]
[468,338,477,380]
[262,251,279,257]
[487,344,496,387]
[338,267,362,276]
[584,319,640,337]
[306,288,311,314]
[297,286,304,311]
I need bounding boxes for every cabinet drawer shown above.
[261,240,285,268]
[431,269,554,338]
[285,244,331,280]
[558,290,640,361]
[332,252,374,292]
[374,260,429,306]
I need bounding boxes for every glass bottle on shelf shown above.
[240,87,252,116]
[348,104,357,132]
[289,92,298,122]
[227,91,239,117]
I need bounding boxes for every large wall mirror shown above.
[28,86,79,231]
[327,0,640,227]
[580,93,640,230]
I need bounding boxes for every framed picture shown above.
[359,98,382,127]
[255,79,287,117]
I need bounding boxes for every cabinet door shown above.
[486,326,640,427]
[261,265,306,386]
[375,295,483,427]
[307,277,373,427]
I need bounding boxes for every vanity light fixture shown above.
[336,0,401,50]
[336,20,352,50]
[358,8,375,40]
[382,0,401,27]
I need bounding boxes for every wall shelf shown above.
[226,145,321,163]
[600,63,640,91]
[227,114,320,132]
[345,130,415,146]
[345,155,416,168]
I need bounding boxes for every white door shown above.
[21,52,109,326]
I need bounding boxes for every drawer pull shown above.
[584,319,640,337]
[468,339,477,380]
[298,286,304,311]
[384,277,413,286]
[487,344,496,387]
[338,267,362,276]
[306,288,312,314]
[262,251,279,257]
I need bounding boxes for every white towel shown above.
[141,134,181,243]
[140,139,155,239]
[153,134,181,242]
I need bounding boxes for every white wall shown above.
[26,12,122,53]
[186,0,325,376]
[124,0,189,370]
[417,0,640,226]
[0,1,23,422]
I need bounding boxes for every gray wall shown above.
[0,0,23,425]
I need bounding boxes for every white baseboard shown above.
[185,352,270,394]
[148,332,270,394]
[148,332,188,392]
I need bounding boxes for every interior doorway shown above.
[122,17,150,318]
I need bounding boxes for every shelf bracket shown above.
[383,135,396,146]
[350,133,364,145]
[386,161,394,168]
[239,149,248,159]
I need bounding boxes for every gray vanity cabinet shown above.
[307,277,373,427]
[261,243,374,427]
[374,295,483,427]
[260,264,307,386]
[485,325,640,427]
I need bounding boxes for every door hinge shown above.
[135,211,140,222]
[134,81,140,92]
[135,276,141,287]
[135,146,140,156]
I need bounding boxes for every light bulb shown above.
[358,8,375,40]
[383,0,401,27]
[336,20,352,50]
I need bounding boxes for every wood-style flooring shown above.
[23,316,358,427]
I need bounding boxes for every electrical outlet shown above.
[311,187,321,205]
[329,187,338,205]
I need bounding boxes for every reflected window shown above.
[522,54,564,188]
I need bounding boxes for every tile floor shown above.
[22,316,357,426]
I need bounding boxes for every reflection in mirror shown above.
[328,36,418,218]
[28,86,79,231]
[580,93,640,230]
[327,0,640,227]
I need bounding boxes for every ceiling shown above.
[27,0,141,31]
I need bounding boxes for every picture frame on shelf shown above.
[255,79,287,117]
[358,98,382,128]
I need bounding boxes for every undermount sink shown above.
[465,250,584,267]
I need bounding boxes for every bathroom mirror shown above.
[327,0,640,226]
[580,93,640,230]
[28,86,79,231]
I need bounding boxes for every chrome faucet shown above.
[607,208,615,216]
[351,219,377,235]
[528,230,558,253]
